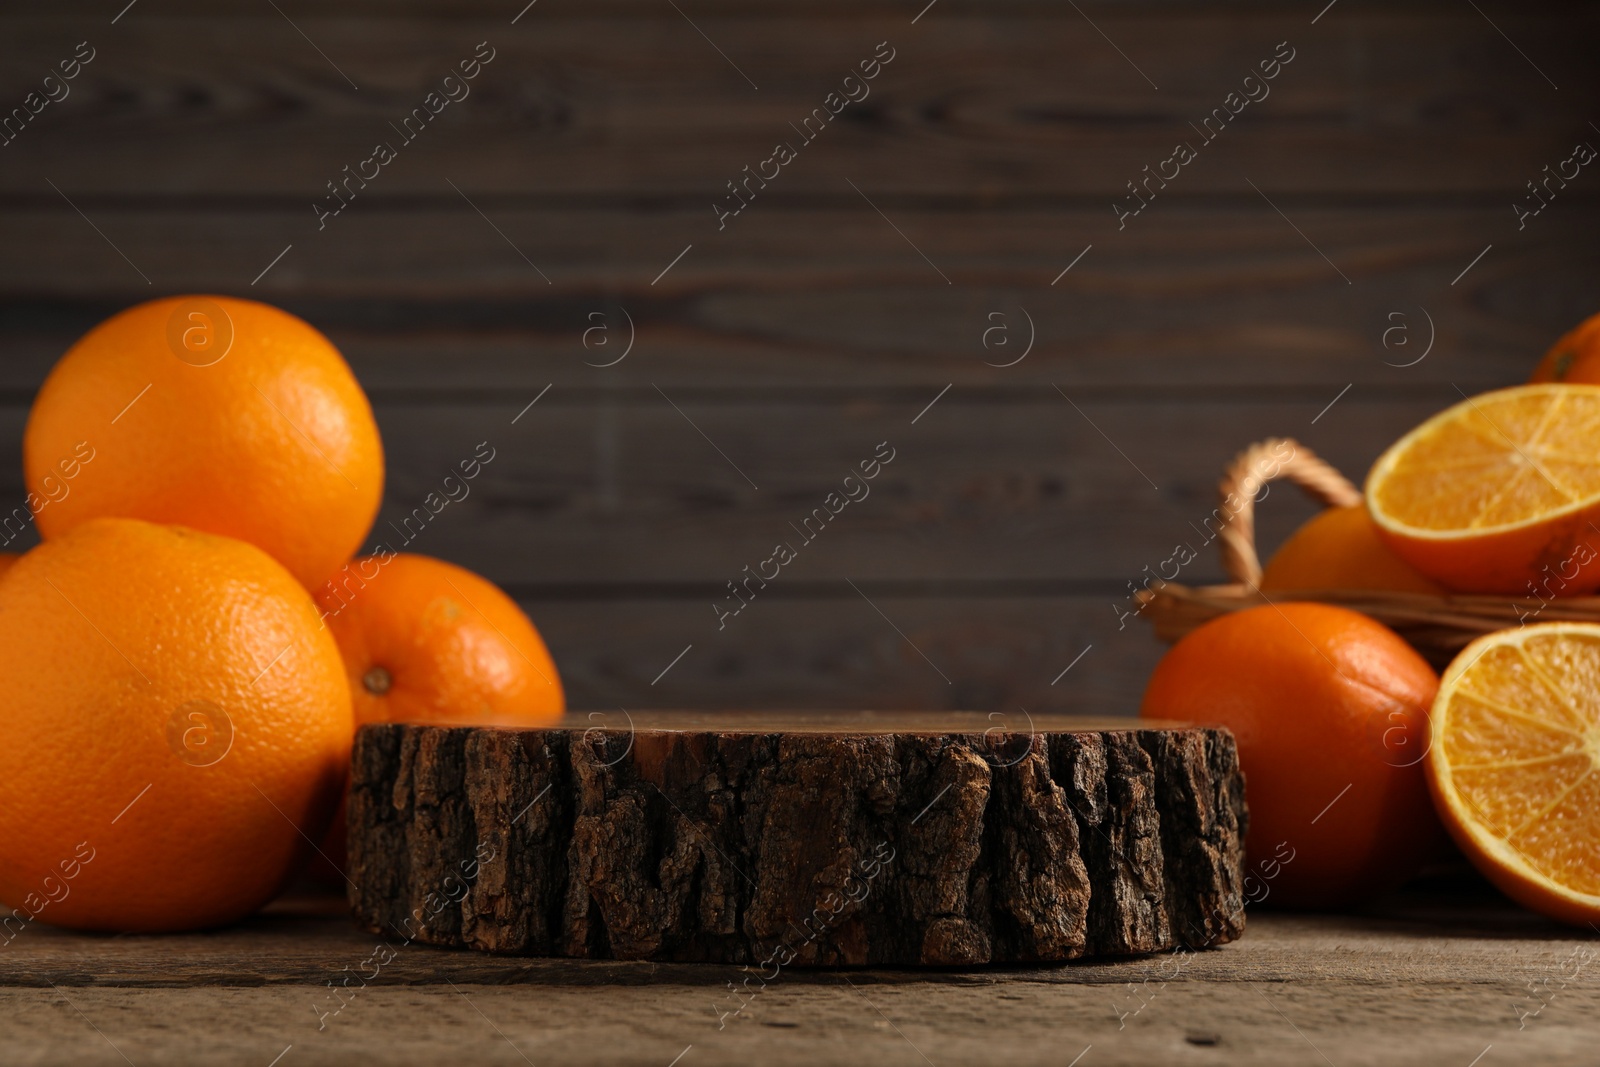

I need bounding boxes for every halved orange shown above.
[1367,384,1600,594]
[1428,623,1600,925]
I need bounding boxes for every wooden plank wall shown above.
[1,1,1596,712]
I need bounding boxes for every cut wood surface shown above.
[1,881,1594,1065]
[347,715,1247,965]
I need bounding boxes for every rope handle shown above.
[1215,438,1363,588]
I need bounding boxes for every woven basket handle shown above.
[1217,438,1363,588]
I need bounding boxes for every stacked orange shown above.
[0,296,563,931]
[1145,312,1600,924]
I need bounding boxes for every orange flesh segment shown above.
[1371,386,1600,533]
[1437,629,1600,897]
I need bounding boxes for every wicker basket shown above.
[1134,437,1600,669]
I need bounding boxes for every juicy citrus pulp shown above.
[1366,384,1600,593]
[1429,622,1600,925]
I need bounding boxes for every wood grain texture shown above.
[493,594,1158,713]
[0,2,1594,729]
[345,716,1247,963]
[358,395,1444,585]
[0,394,1425,579]
[0,2,1596,1061]
[1,8,1595,197]
[0,393,1405,710]
[0,203,1592,395]
[0,883,1593,1066]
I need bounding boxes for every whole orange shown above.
[1140,602,1444,910]
[309,553,563,878]
[1259,504,1444,594]
[315,552,564,728]
[23,296,384,590]
[0,518,351,932]
[1530,311,1600,383]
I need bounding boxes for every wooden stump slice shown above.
[347,712,1247,965]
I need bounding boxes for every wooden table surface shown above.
[2,881,1594,1066]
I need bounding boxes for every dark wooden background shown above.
[2,0,1597,713]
